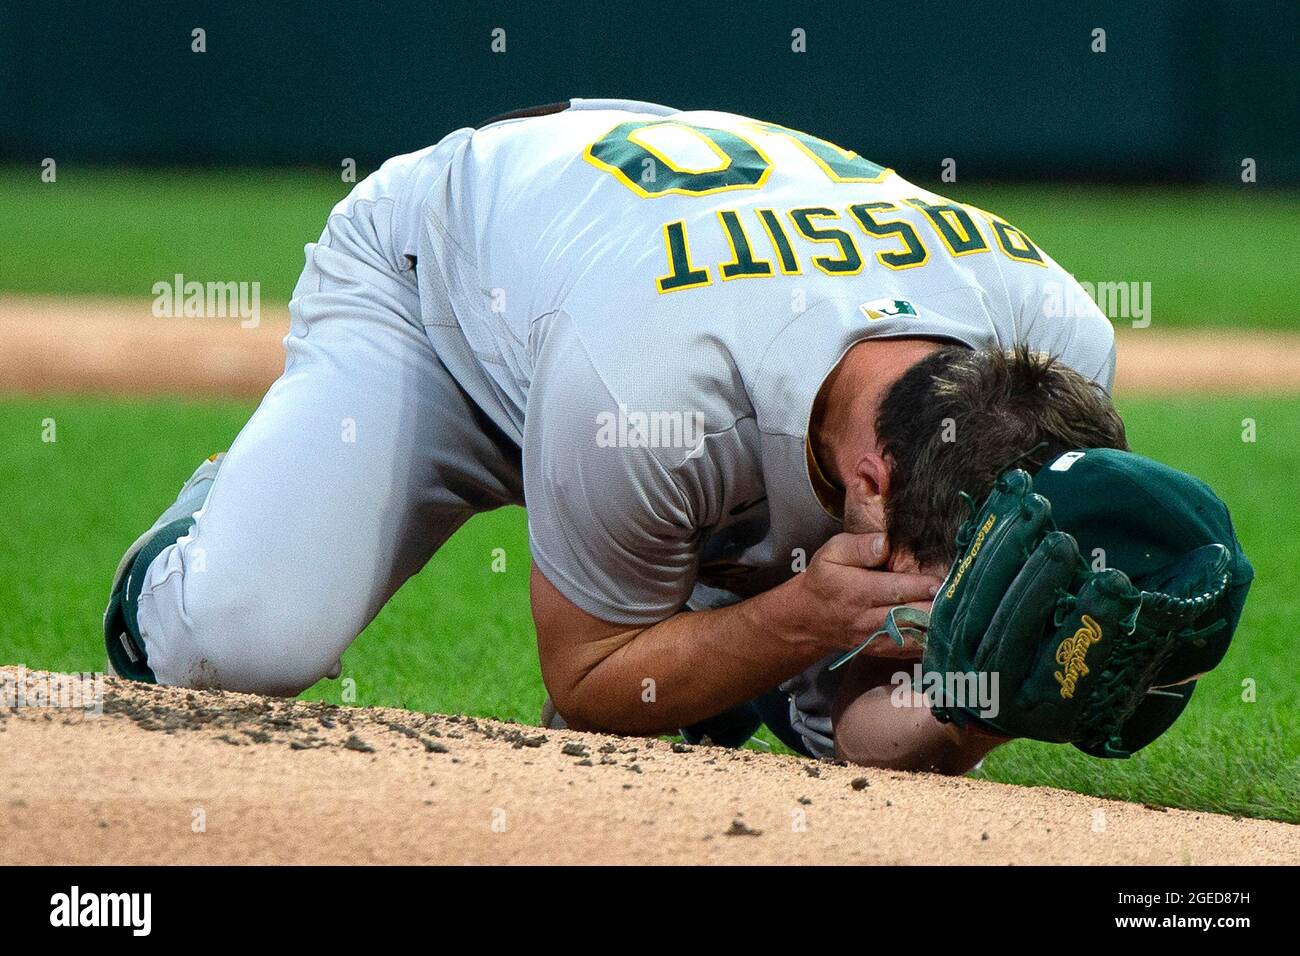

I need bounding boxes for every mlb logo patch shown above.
[860,298,918,320]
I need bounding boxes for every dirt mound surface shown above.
[2,667,1295,865]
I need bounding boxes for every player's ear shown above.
[841,452,890,533]
[851,451,890,499]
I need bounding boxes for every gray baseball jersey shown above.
[410,98,1116,625]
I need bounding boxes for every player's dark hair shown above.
[877,345,1128,568]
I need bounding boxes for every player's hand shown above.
[797,532,942,654]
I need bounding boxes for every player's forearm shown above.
[558,576,829,735]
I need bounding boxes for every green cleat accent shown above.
[103,454,225,683]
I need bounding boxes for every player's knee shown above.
[152,577,353,697]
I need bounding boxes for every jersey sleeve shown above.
[1012,253,1117,393]
[523,312,700,625]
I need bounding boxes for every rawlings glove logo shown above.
[944,513,997,599]
[1054,615,1103,699]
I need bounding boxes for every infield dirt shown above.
[2,667,1297,865]
[3,294,1299,397]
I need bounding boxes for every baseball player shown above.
[106,98,1170,770]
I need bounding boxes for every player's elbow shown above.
[543,662,656,735]
[543,681,602,733]
[531,564,654,733]
[536,633,635,733]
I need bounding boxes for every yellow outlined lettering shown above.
[965,204,1047,266]
[717,210,774,280]
[756,208,802,275]
[626,124,732,176]
[584,120,774,199]
[788,207,864,276]
[745,121,893,184]
[847,201,930,270]
[656,220,712,293]
[903,197,990,258]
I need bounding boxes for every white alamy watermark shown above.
[1,666,103,716]
[596,403,706,455]
[50,886,151,936]
[152,273,261,328]
[1041,279,1152,328]
[891,664,1000,719]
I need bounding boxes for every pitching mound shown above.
[2,668,1296,865]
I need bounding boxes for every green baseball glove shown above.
[919,448,1250,758]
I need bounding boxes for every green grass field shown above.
[1,394,1296,821]
[1,166,1297,330]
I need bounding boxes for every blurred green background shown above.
[4,2,1296,180]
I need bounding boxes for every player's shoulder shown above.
[471,99,677,148]
[467,99,782,163]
